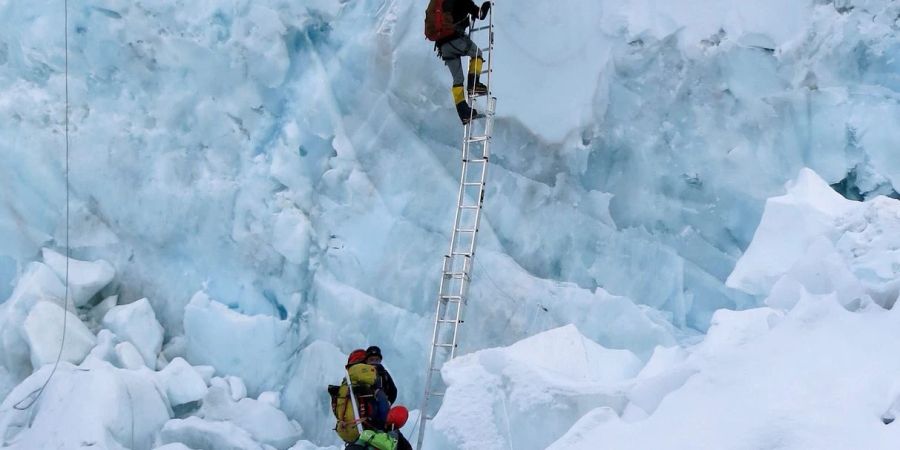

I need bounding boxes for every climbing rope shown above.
[14,0,71,411]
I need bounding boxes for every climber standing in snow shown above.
[366,346,398,405]
[425,0,492,125]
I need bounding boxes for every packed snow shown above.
[2,0,900,449]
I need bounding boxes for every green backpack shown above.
[357,430,400,450]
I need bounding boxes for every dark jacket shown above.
[376,365,398,405]
[437,0,480,44]
[396,431,413,450]
[445,0,480,28]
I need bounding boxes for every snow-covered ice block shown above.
[24,300,96,369]
[115,341,147,370]
[432,325,642,450]
[728,168,856,296]
[157,357,208,407]
[41,248,115,307]
[157,417,265,450]
[729,168,900,309]
[227,375,248,401]
[87,329,117,364]
[698,307,783,357]
[193,365,216,384]
[184,291,301,395]
[626,345,694,416]
[0,361,169,450]
[199,381,302,449]
[88,295,119,324]
[103,298,164,369]
[1,262,71,378]
[258,391,280,408]
[2,262,67,311]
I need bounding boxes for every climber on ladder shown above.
[425,0,492,125]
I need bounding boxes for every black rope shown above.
[14,0,70,411]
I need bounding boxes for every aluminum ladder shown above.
[415,6,497,450]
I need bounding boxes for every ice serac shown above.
[183,291,302,396]
[727,168,856,296]
[429,325,641,450]
[103,298,165,369]
[729,168,900,309]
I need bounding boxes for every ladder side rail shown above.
[418,6,495,450]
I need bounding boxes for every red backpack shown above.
[424,0,457,42]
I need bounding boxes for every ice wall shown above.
[1,0,900,448]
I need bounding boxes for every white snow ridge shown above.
[3,0,900,449]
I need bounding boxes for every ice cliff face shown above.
[1,0,900,448]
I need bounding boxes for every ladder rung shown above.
[449,252,471,256]
[429,392,445,397]
[463,158,488,163]
[459,205,480,210]
[443,271,469,277]
[440,294,463,300]
[468,135,490,143]
[455,228,477,232]
[434,343,456,348]
[480,68,491,75]
[437,319,461,324]
[463,182,483,186]
[471,25,491,32]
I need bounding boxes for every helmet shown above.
[385,405,409,430]
[347,349,367,365]
[365,346,382,359]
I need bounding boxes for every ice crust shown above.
[1,0,900,448]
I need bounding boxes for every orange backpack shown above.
[424,0,457,42]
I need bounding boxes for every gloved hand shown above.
[479,1,491,20]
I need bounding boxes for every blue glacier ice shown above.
[2,0,900,448]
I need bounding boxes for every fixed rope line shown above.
[14,0,71,411]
